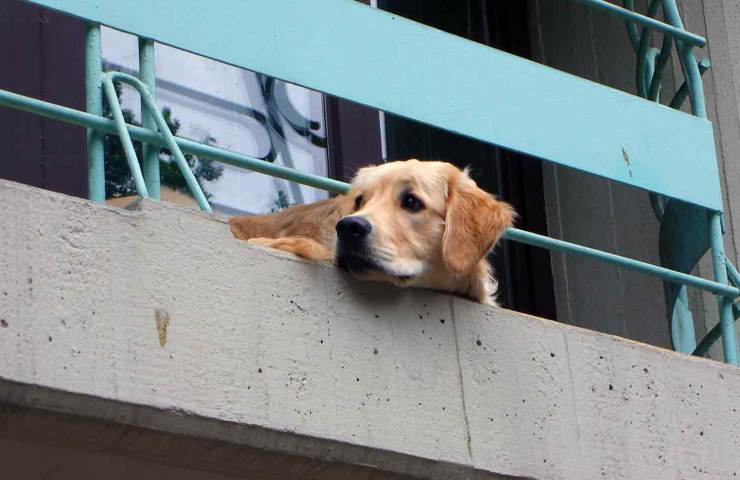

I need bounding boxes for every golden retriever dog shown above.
[229,159,515,305]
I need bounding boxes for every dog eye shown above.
[354,195,363,211]
[401,193,424,212]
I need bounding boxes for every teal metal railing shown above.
[2,0,739,364]
[101,71,212,212]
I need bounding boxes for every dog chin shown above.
[357,269,415,287]
[335,254,417,285]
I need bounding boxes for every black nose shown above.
[336,216,372,244]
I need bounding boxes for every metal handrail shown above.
[572,0,706,46]
[2,86,738,299]
[618,0,737,363]
[0,88,349,194]
[101,71,212,213]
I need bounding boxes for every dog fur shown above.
[229,159,515,305]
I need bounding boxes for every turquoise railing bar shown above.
[3,0,738,363]
[100,72,212,213]
[102,72,149,198]
[573,0,706,46]
[622,0,738,363]
[84,23,105,203]
[23,0,723,211]
[0,88,350,195]
[693,259,740,357]
[1,87,738,300]
[669,58,711,110]
[710,213,738,365]
[503,229,739,297]
[138,39,160,201]
[660,0,708,117]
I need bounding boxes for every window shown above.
[101,27,330,215]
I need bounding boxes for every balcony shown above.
[3,0,740,478]
[3,178,740,479]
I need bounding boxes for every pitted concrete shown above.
[1,179,739,479]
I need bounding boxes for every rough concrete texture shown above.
[1,179,740,479]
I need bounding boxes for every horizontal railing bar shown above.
[0,88,348,194]
[504,229,738,297]
[24,0,722,211]
[1,88,737,297]
[570,0,706,47]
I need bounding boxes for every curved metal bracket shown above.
[101,71,212,213]
[622,1,738,363]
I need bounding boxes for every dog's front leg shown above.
[247,236,333,262]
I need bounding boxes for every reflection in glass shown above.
[102,27,329,215]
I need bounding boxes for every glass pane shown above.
[101,27,329,215]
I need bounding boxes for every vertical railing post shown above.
[656,0,738,364]
[709,213,739,366]
[660,0,707,118]
[138,38,160,200]
[85,23,105,202]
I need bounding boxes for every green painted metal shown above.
[669,58,711,110]
[667,1,735,362]
[0,88,349,195]
[658,200,706,353]
[661,0,707,118]
[693,259,740,356]
[84,22,105,203]
[634,0,662,99]
[709,213,738,365]
[501,228,738,297]
[727,259,740,288]
[621,0,740,363]
[672,286,696,353]
[2,87,738,300]
[101,73,149,197]
[138,39,160,200]
[23,0,723,211]
[101,72,212,213]
[692,307,740,357]
[625,0,705,353]
[694,326,720,358]
[573,0,705,46]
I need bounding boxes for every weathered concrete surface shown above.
[1,179,740,479]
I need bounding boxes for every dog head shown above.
[335,159,515,302]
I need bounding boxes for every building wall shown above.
[528,0,740,359]
[0,0,86,198]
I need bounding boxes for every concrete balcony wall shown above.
[1,179,739,479]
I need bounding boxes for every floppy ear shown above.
[442,173,516,275]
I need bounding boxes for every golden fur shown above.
[229,159,515,305]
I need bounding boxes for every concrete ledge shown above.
[1,179,740,479]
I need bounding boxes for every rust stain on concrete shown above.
[155,308,170,347]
